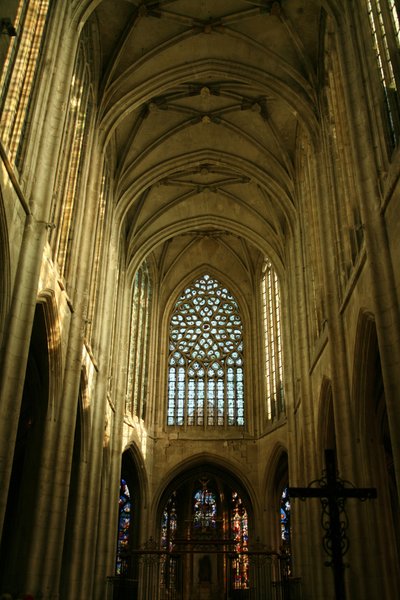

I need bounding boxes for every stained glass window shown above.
[261,260,284,421]
[366,0,400,148]
[231,491,249,590]
[280,487,291,544]
[160,492,178,590]
[193,482,217,530]
[167,274,244,427]
[116,478,131,575]
[280,486,292,578]
[0,0,51,166]
[126,264,152,420]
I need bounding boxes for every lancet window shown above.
[261,261,284,421]
[366,0,400,148]
[49,28,94,280]
[324,18,364,291]
[85,162,111,345]
[231,491,249,590]
[126,264,152,420]
[0,0,51,166]
[116,478,131,576]
[160,492,178,591]
[167,274,244,427]
[280,486,292,578]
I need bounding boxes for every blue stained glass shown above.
[116,479,132,575]
[281,486,291,543]
[168,274,244,426]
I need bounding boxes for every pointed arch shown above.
[166,272,245,428]
[153,453,257,529]
[115,442,148,581]
[352,309,400,591]
[263,444,290,553]
[154,456,256,597]
[0,302,51,592]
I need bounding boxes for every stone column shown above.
[0,4,75,541]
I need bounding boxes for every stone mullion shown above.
[0,3,75,547]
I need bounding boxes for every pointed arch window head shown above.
[167,274,244,427]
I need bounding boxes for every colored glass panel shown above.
[116,478,131,575]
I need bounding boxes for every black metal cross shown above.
[289,449,377,600]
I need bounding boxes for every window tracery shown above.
[167,274,244,427]
[0,0,51,166]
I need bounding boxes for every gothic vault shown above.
[0,1,400,599]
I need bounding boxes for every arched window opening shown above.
[167,273,244,428]
[116,478,132,576]
[280,486,292,578]
[160,491,178,592]
[230,491,249,590]
[280,487,291,545]
[261,260,284,422]
[126,264,152,420]
[49,30,94,280]
[0,0,51,166]
[85,161,111,345]
[366,0,400,148]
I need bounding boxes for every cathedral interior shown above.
[1,1,400,599]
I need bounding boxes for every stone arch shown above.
[263,444,289,552]
[122,440,149,511]
[153,454,257,599]
[37,289,63,419]
[0,302,51,594]
[153,453,258,533]
[352,309,400,595]
[113,443,147,584]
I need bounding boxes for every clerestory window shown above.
[167,274,244,427]
[366,0,400,148]
[261,260,284,421]
[0,0,51,167]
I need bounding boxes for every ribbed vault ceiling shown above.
[82,0,325,281]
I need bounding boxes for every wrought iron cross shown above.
[289,449,377,600]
